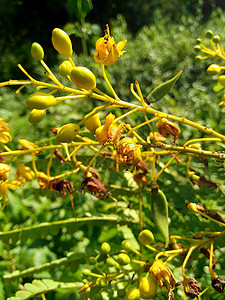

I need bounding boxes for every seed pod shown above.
[52,28,73,58]
[26,93,56,110]
[139,276,157,299]
[117,253,130,266]
[150,188,169,247]
[125,288,140,300]
[207,64,220,76]
[59,60,73,76]
[138,229,154,245]
[101,242,111,253]
[218,75,225,86]
[147,69,183,103]
[70,67,96,90]
[31,42,44,61]
[56,123,80,143]
[28,109,46,124]
[85,113,101,134]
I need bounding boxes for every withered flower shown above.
[114,137,142,166]
[212,276,225,293]
[156,118,180,143]
[133,160,150,188]
[48,178,73,196]
[54,149,66,163]
[183,277,202,299]
[189,172,218,191]
[199,247,216,269]
[81,176,108,199]
[148,131,167,142]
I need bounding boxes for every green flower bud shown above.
[207,64,220,76]
[139,276,157,299]
[121,240,132,251]
[26,92,56,110]
[218,75,225,86]
[88,256,97,265]
[118,289,126,298]
[28,109,46,124]
[195,55,202,62]
[96,277,107,287]
[52,28,73,58]
[194,45,201,53]
[138,229,154,245]
[56,123,80,143]
[31,42,44,61]
[205,30,213,39]
[196,38,202,44]
[125,288,140,300]
[106,257,116,267]
[212,35,221,44]
[85,113,101,134]
[70,67,96,90]
[117,253,130,265]
[59,60,73,76]
[82,268,92,276]
[101,242,111,254]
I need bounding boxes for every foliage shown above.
[0,7,225,300]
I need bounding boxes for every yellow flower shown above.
[150,260,176,300]
[94,24,127,65]
[0,163,11,181]
[0,119,12,143]
[16,164,35,182]
[0,180,22,209]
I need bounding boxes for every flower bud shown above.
[117,289,126,298]
[101,242,111,253]
[207,64,220,76]
[205,30,213,39]
[85,114,101,134]
[139,276,157,299]
[117,253,130,266]
[125,288,140,300]
[56,123,80,143]
[26,93,56,110]
[59,60,73,76]
[52,28,73,58]
[88,256,97,265]
[28,109,46,124]
[194,45,201,53]
[96,277,107,287]
[121,240,132,251]
[106,257,116,267]
[218,75,225,86]
[70,67,96,90]
[196,38,202,44]
[31,42,44,61]
[138,229,154,245]
[82,268,92,276]
[212,35,221,44]
[16,164,35,182]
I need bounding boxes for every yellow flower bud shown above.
[70,67,96,90]
[139,276,157,299]
[59,60,73,76]
[26,93,56,110]
[138,229,154,245]
[52,28,73,58]
[31,42,44,61]
[56,123,80,143]
[85,114,101,134]
[207,64,220,76]
[218,75,225,86]
[125,288,140,300]
[16,164,35,182]
[28,109,46,124]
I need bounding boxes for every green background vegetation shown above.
[0,0,225,299]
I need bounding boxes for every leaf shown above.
[7,279,82,300]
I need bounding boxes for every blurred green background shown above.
[0,0,225,299]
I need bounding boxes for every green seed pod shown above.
[139,276,157,299]
[82,268,92,276]
[150,188,169,247]
[138,229,154,245]
[194,45,201,53]
[31,42,44,61]
[101,242,111,254]
[118,289,126,298]
[117,253,130,266]
[121,240,132,251]
[125,288,140,300]
[56,123,80,143]
[212,35,221,44]
[205,30,214,39]
[147,69,183,103]
[70,67,96,90]
[219,75,225,86]
[207,64,220,76]
[59,60,73,76]
[88,256,97,265]
[26,92,56,110]
[28,109,46,124]
[85,113,101,134]
[52,28,73,58]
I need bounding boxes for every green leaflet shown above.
[150,188,169,247]
[147,69,183,103]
